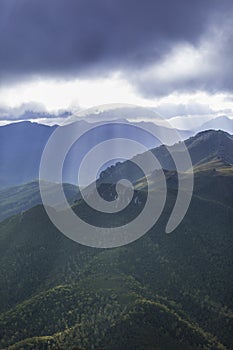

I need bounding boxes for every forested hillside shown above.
[0,158,232,349]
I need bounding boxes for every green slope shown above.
[0,181,79,222]
[0,165,232,350]
[0,274,227,350]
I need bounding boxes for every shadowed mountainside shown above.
[0,155,232,349]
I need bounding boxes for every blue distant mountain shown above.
[0,122,57,188]
[197,116,233,134]
[0,120,192,188]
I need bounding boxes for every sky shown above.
[0,0,233,128]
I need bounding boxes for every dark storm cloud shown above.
[0,1,229,79]
[0,0,232,95]
[130,14,233,97]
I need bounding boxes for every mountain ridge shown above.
[99,129,233,185]
[0,119,192,188]
[1,129,232,225]
[0,129,233,348]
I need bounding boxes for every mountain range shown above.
[99,129,233,184]
[0,130,232,349]
[1,114,233,189]
[0,119,192,189]
[1,129,232,221]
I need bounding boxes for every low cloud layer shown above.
[0,102,70,120]
[153,102,214,119]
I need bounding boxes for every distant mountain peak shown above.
[187,129,232,145]
[192,128,230,138]
[197,115,233,134]
[182,129,233,167]
[99,129,233,184]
